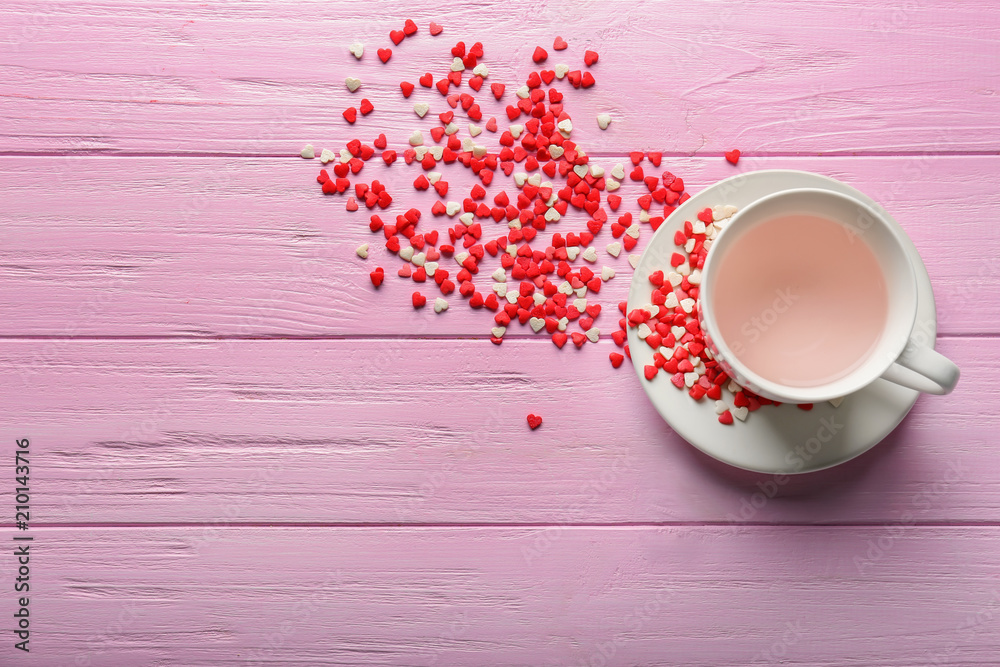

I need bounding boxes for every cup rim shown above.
[699,187,918,403]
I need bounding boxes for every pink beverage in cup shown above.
[699,188,959,403]
[711,213,889,387]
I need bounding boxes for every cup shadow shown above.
[674,407,919,500]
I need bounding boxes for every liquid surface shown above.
[711,214,888,387]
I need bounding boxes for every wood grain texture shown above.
[4,525,1000,666]
[2,155,998,337]
[1,0,999,155]
[5,337,997,525]
[3,0,1000,664]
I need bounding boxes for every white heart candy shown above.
[667,272,683,287]
[529,317,546,333]
[554,63,569,78]
[454,251,469,264]
[626,223,640,239]
[506,291,519,304]
[445,122,459,135]
[424,262,438,276]
[582,247,598,263]
[829,396,844,408]
[513,172,527,187]
[596,113,612,130]
[349,42,364,59]
[494,283,507,297]
[319,148,334,164]
[414,146,427,159]
[589,164,605,178]
[411,252,426,267]
[492,268,506,282]
[557,119,573,133]
[715,400,729,415]
[459,212,474,226]
[573,164,588,178]
[545,207,561,222]
[446,201,460,216]
[509,125,524,139]
[427,171,442,184]
[355,244,369,259]
[601,266,615,281]
[611,164,625,180]
[573,298,587,311]
[451,57,465,72]
[409,130,424,146]
[557,317,568,331]
[637,323,652,339]
[398,246,414,262]
[413,103,430,118]
[492,326,506,338]
[606,242,621,258]
[516,85,530,99]
[508,219,522,230]
[548,145,564,159]
[528,173,542,186]
[565,246,580,261]
[468,123,482,137]
[688,269,702,285]
[586,328,600,343]
[345,77,361,92]
[300,144,315,159]
[672,326,686,339]
[472,63,489,78]
[628,254,641,269]
[684,372,700,388]
[664,292,679,308]
[434,298,449,313]
[558,281,574,295]
[732,406,749,421]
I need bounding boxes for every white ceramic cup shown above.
[699,188,960,404]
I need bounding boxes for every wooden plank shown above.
[1,155,997,336]
[5,525,1000,665]
[1,0,998,155]
[5,337,996,525]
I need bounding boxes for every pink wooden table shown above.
[3,1,1000,664]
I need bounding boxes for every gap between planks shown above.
[8,521,1000,529]
[0,333,991,340]
[2,151,1000,158]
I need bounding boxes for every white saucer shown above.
[627,170,937,474]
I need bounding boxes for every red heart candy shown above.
[584,50,599,66]
[377,48,392,63]
[526,414,543,430]
[389,30,405,45]
[553,36,568,50]
[399,81,414,97]
[342,107,357,124]
[429,22,443,36]
[412,292,426,308]
[359,98,374,115]
[403,19,417,36]
[532,46,548,63]
[725,149,741,165]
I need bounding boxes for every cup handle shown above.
[879,339,960,395]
